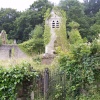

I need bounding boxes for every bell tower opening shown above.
[52,21,55,28]
[56,21,59,28]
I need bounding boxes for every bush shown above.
[59,40,100,99]
[0,62,38,99]
[19,25,44,55]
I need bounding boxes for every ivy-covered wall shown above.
[54,8,69,52]
[44,7,69,54]
[43,24,51,45]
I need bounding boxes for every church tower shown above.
[45,9,61,54]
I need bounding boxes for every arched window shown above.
[56,21,59,28]
[52,21,55,28]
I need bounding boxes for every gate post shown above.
[44,68,49,100]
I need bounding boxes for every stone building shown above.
[0,30,27,60]
[0,44,27,60]
[45,10,61,55]
[42,9,62,64]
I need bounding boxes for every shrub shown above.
[0,62,38,99]
[59,40,100,99]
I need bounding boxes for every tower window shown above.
[56,21,59,28]
[52,20,60,28]
[52,21,55,28]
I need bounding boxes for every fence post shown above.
[44,68,49,100]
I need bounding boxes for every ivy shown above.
[54,8,69,52]
[59,41,100,98]
[43,8,52,45]
[0,62,38,100]
[44,8,51,20]
[19,38,44,55]
[43,25,51,45]
[0,37,2,46]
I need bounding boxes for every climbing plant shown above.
[43,8,52,46]
[0,62,38,100]
[55,8,69,52]
[68,21,83,45]
[43,24,51,45]
[19,25,44,55]
[19,38,44,55]
[0,37,2,46]
[58,35,100,99]
[44,8,51,20]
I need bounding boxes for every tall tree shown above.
[68,21,83,45]
[59,0,89,39]
[13,10,42,42]
[84,0,100,16]
[0,8,20,38]
[90,10,100,39]
[13,0,53,43]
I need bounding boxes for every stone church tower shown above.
[42,9,64,64]
[45,10,61,55]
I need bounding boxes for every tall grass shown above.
[0,56,57,71]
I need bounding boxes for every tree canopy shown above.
[0,0,100,43]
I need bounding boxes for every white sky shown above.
[0,0,83,11]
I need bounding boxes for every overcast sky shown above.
[0,0,83,11]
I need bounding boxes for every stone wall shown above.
[41,54,55,65]
[0,44,27,60]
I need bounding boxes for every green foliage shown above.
[30,0,53,14]
[68,21,80,29]
[0,0,53,43]
[32,55,42,64]
[19,38,44,55]
[90,24,100,38]
[91,34,100,54]
[89,10,100,39]
[8,0,53,42]
[0,37,2,46]
[0,62,38,100]
[59,37,100,99]
[6,39,14,44]
[68,21,83,45]
[0,8,20,40]
[95,10,100,24]
[44,8,51,20]
[19,25,44,55]
[54,84,63,100]
[43,25,51,45]
[30,24,44,39]
[78,93,100,100]
[84,0,100,16]
[59,0,100,41]
[55,8,69,52]
[13,10,33,42]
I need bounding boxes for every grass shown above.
[0,55,58,71]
